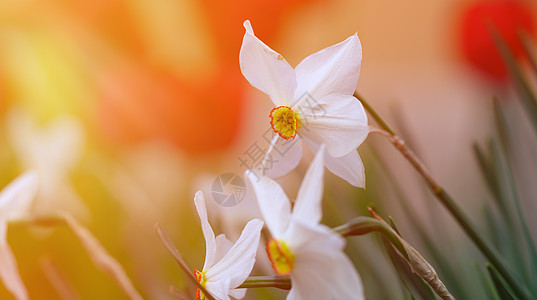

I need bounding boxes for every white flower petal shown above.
[193,191,217,271]
[205,279,231,300]
[283,220,343,300]
[228,288,247,299]
[287,271,331,300]
[326,150,366,188]
[294,34,362,101]
[325,252,365,299]
[214,234,234,264]
[285,220,364,300]
[245,171,291,237]
[205,276,247,299]
[300,94,368,158]
[305,138,365,188]
[205,219,263,289]
[291,250,364,300]
[0,171,39,219]
[292,145,325,225]
[239,20,297,106]
[265,135,303,179]
[284,218,344,255]
[0,222,28,300]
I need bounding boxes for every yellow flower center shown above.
[266,238,295,276]
[194,269,208,300]
[269,106,301,140]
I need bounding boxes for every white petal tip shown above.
[248,218,264,230]
[349,172,366,189]
[243,20,254,35]
[194,191,206,209]
[354,181,366,189]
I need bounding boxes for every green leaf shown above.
[489,26,537,134]
[475,263,501,300]
[488,264,516,300]
[493,99,537,295]
[472,142,502,208]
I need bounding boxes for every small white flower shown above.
[239,20,369,188]
[193,191,263,300]
[246,145,364,300]
[0,171,39,300]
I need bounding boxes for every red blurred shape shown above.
[460,0,535,81]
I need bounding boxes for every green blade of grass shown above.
[482,205,501,252]
[475,263,501,300]
[488,264,516,300]
[359,91,535,299]
[473,142,503,210]
[489,26,537,134]
[493,99,537,294]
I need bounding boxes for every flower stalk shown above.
[334,212,455,300]
[333,216,407,258]
[356,92,534,300]
[238,276,291,290]
[154,223,217,300]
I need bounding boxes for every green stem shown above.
[333,216,408,259]
[357,93,396,136]
[356,92,534,300]
[154,224,217,300]
[238,276,291,290]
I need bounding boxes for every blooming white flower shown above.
[246,145,364,300]
[0,171,39,300]
[239,20,369,188]
[193,191,263,300]
[7,109,88,219]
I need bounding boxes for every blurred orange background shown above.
[0,0,535,299]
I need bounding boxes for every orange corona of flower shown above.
[266,238,295,276]
[194,269,207,300]
[269,106,301,140]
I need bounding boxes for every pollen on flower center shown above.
[266,238,295,276]
[194,269,208,300]
[269,106,301,140]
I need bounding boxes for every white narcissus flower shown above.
[239,20,369,188]
[246,145,364,300]
[0,171,39,300]
[193,191,263,300]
